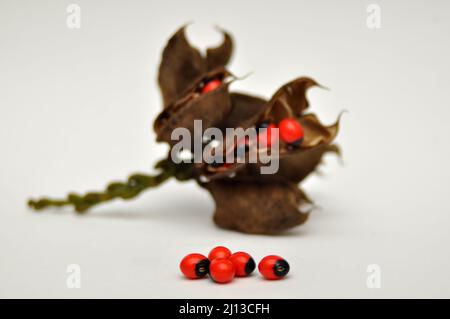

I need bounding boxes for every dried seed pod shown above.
[158,25,233,108]
[299,113,340,149]
[28,26,343,236]
[154,80,232,146]
[204,179,310,234]
[263,77,319,119]
[236,143,341,184]
[155,26,235,146]
[205,27,233,71]
[220,93,268,130]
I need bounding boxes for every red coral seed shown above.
[258,255,290,280]
[279,118,304,145]
[201,79,222,94]
[180,253,210,279]
[209,259,235,283]
[229,252,256,277]
[208,246,232,260]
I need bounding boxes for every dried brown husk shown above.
[262,77,319,119]
[154,81,232,146]
[193,92,268,180]
[220,92,268,129]
[232,143,341,184]
[158,26,233,108]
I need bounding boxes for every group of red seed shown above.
[180,246,290,284]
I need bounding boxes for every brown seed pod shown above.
[203,179,310,234]
[154,26,236,146]
[158,25,233,108]
[28,26,343,235]
[153,79,233,146]
[220,92,268,130]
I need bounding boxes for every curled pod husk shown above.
[154,26,235,145]
[191,92,269,180]
[232,143,340,184]
[154,80,233,146]
[220,92,268,130]
[203,179,310,234]
[262,77,318,119]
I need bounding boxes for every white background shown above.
[1,0,450,298]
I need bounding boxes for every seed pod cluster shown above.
[28,25,342,235]
[153,26,342,234]
[180,246,289,284]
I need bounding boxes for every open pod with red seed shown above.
[154,79,233,146]
[158,25,233,108]
[192,77,342,233]
[154,26,235,146]
[28,26,343,235]
[197,77,341,182]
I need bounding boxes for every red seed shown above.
[208,246,232,260]
[209,259,235,283]
[201,79,222,94]
[279,118,304,144]
[229,252,256,277]
[179,253,210,279]
[258,255,290,280]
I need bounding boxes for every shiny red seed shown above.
[209,259,235,283]
[201,79,222,94]
[279,118,304,144]
[180,253,210,279]
[258,255,290,280]
[208,246,232,260]
[229,252,256,277]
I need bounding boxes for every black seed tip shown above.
[273,259,290,277]
[290,137,303,147]
[195,259,210,278]
[245,257,256,275]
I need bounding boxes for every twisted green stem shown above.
[28,159,194,213]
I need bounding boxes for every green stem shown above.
[28,159,194,213]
